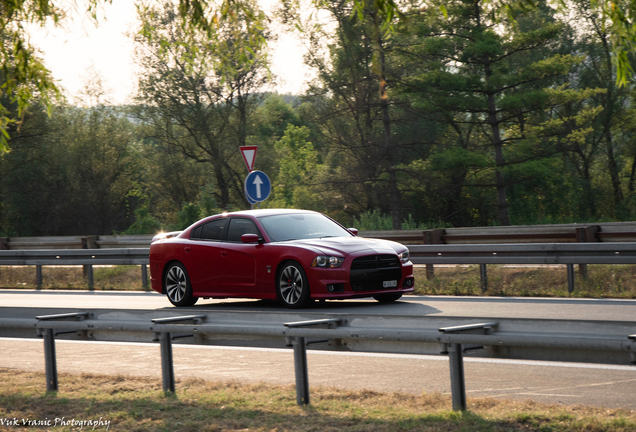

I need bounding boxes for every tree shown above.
[0,0,272,154]
[565,0,636,217]
[0,3,62,153]
[1,74,140,236]
[281,0,409,224]
[269,124,323,209]
[397,0,584,225]
[133,0,273,210]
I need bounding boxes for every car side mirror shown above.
[241,233,261,244]
[348,228,359,236]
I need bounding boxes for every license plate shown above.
[383,280,398,288]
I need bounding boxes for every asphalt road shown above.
[2,289,636,321]
[1,290,636,410]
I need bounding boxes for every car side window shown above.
[226,218,260,243]
[191,225,203,239]
[191,219,226,241]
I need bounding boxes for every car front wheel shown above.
[277,262,311,308]
[165,262,198,307]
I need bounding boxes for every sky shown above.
[28,0,311,105]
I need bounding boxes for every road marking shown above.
[3,338,635,372]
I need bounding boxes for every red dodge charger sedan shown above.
[149,209,415,308]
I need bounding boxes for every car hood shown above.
[284,236,406,256]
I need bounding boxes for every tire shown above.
[373,293,403,303]
[277,261,311,308]
[164,262,198,307]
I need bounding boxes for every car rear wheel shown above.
[277,262,311,308]
[373,293,402,303]
[165,262,198,307]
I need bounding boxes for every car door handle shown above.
[220,251,228,257]
[184,247,191,253]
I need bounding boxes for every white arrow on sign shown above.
[253,174,263,199]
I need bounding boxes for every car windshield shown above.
[258,213,352,242]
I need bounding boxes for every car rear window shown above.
[191,219,226,241]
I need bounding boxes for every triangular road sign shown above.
[239,146,258,172]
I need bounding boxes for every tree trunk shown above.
[485,63,510,226]
[599,26,624,213]
[373,9,401,229]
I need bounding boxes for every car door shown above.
[218,217,263,293]
[181,218,227,295]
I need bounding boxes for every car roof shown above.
[213,208,319,219]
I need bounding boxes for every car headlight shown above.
[312,255,344,268]
[399,250,410,264]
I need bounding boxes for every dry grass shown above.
[0,266,146,291]
[413,265,636,298]
[1,264,636,298]
[0,369,634,432]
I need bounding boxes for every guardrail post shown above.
[159,332,175,393]
[36,312,89,392]
[0,238,6,278]
[82,236,97,290]
[575,228,588,279]
[0,237,7,250]
[439,322,498,411]
[284,318,344,406]
[567,264,575,293]
[43,328,58,392]
[141,264,148,289]
[292,336,309,405]
[424,229,445,280]
[36,265,43,289]
[480,264,488,292]
[86,265,94,290]
[448,343,466,411]
[151,315,207,394]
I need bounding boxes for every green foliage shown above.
[352,210,449,231]
[122,201,161,235]
[6,0,636,235]
[0,0,66,153]
[133,0,273,210]
[269,124,323,210]
[177,203,202,230]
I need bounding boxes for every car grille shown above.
[350,254,402,291]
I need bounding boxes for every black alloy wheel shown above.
[277,261,311,308]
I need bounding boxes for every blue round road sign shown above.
[244,170,271,203]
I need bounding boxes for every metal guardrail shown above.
[2,221,636,251]
[0,235,154,250]
[0,312,634,411]
[2,243,636,292]
[0,249,150,289]
[362,221,636,244]
[0,248,150,265]
[409,243,636,293]
[409,242,636,264]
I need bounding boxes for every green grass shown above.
[0,369,634,432]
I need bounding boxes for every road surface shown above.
[1,290,635,410]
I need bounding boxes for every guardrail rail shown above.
[0,311,634,411]
[3,242,636,292]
